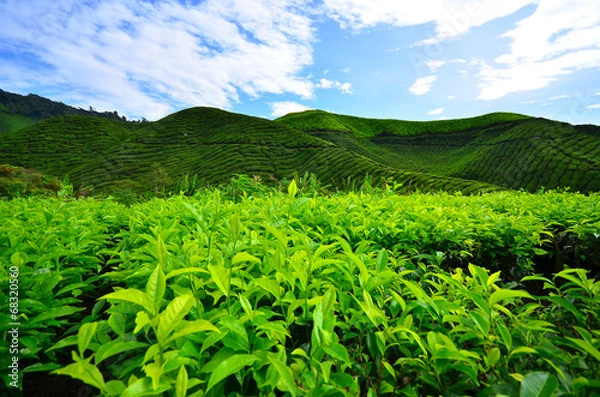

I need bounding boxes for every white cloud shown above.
[476,0,600,100]
[550,94,571,100]
[427,107,445,115]
[447,95,455,99]
[0,0,316,120]
[338,82,352,94]
[521,100,538,104]
[425,60,446,72]
[594,91,600,96]
[316,78,353,94]
[317,78,335,89]
[409,75,437,95]
[270,101,311,117]
[322,0,536,44]
[476,50,600,100]
[341,67,351,73]
[587,104,600,109]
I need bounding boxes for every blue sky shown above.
[1,0,599,124]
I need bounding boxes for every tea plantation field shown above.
[1,186,599,396]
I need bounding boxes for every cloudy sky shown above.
[1,0,599,124]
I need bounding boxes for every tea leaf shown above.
[146,263,166,315]
[101,289,153,314]
[95,341,148,365]
[520,372,558,397]
[232,252,261,265]
[175,365,188,397]
[268,357,297,396]
[77,322,97,357]
[489,289,533,306]
[165,320,220,345]
[157,294,194,343]
[208,263,230,297]
[53,358,105,391]
[205,354,257,393]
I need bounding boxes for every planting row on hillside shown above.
[0,109,500,195]
[307,117,600,193]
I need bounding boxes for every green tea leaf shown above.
[104,380,127,396]
[205,354,257,393]
[489,289,533,306]
[121,377,170,397]
[496,320,512,351]
[232,252,261,265]
[157,294,194,343]
[78,322,98,357]
[253,278,281,300]
[175,365,188,397]
[268,357,297,396]
[95,341,148,365]
[47,335,78,353]
[134,311,151,334]
[143,362,163,391]
[53,359,105,391]
[520,372,558,397]
[156,235,168,268]
[101,289,153,313]
[288,179,298,199]
[208,263,230,297]
[324,343,350,364]
[108,312,126,337]
[510,347,537,358]
[165,267,206,279]
[28,306,84,326]
[566,337,600,362]
[166,320,220,345]
[146,263,166,315]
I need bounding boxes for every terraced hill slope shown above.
[0,107,500,194]
[277,110,600,193]
[0,89,128,134]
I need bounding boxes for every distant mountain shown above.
[0,88,128,134]
[276,110,600,193]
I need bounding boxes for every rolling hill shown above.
[277,110,600,193]
[1,88,599,196]
[0,107,500,195]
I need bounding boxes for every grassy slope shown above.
[277,110,600,193]
[0,108,501,194]
[277,109,531,137]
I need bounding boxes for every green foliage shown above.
[1,190,599,395]
[277,110,600,193]
[2,90,600,195]
[276,109,531,137]
[0,164,62,199]
[0,106,505,196]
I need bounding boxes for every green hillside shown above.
[0,107,500,195]
[0,89,128,134]
[277,110,600,193]
[277,109,531,137]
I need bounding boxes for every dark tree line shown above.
[0,88,135,122]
